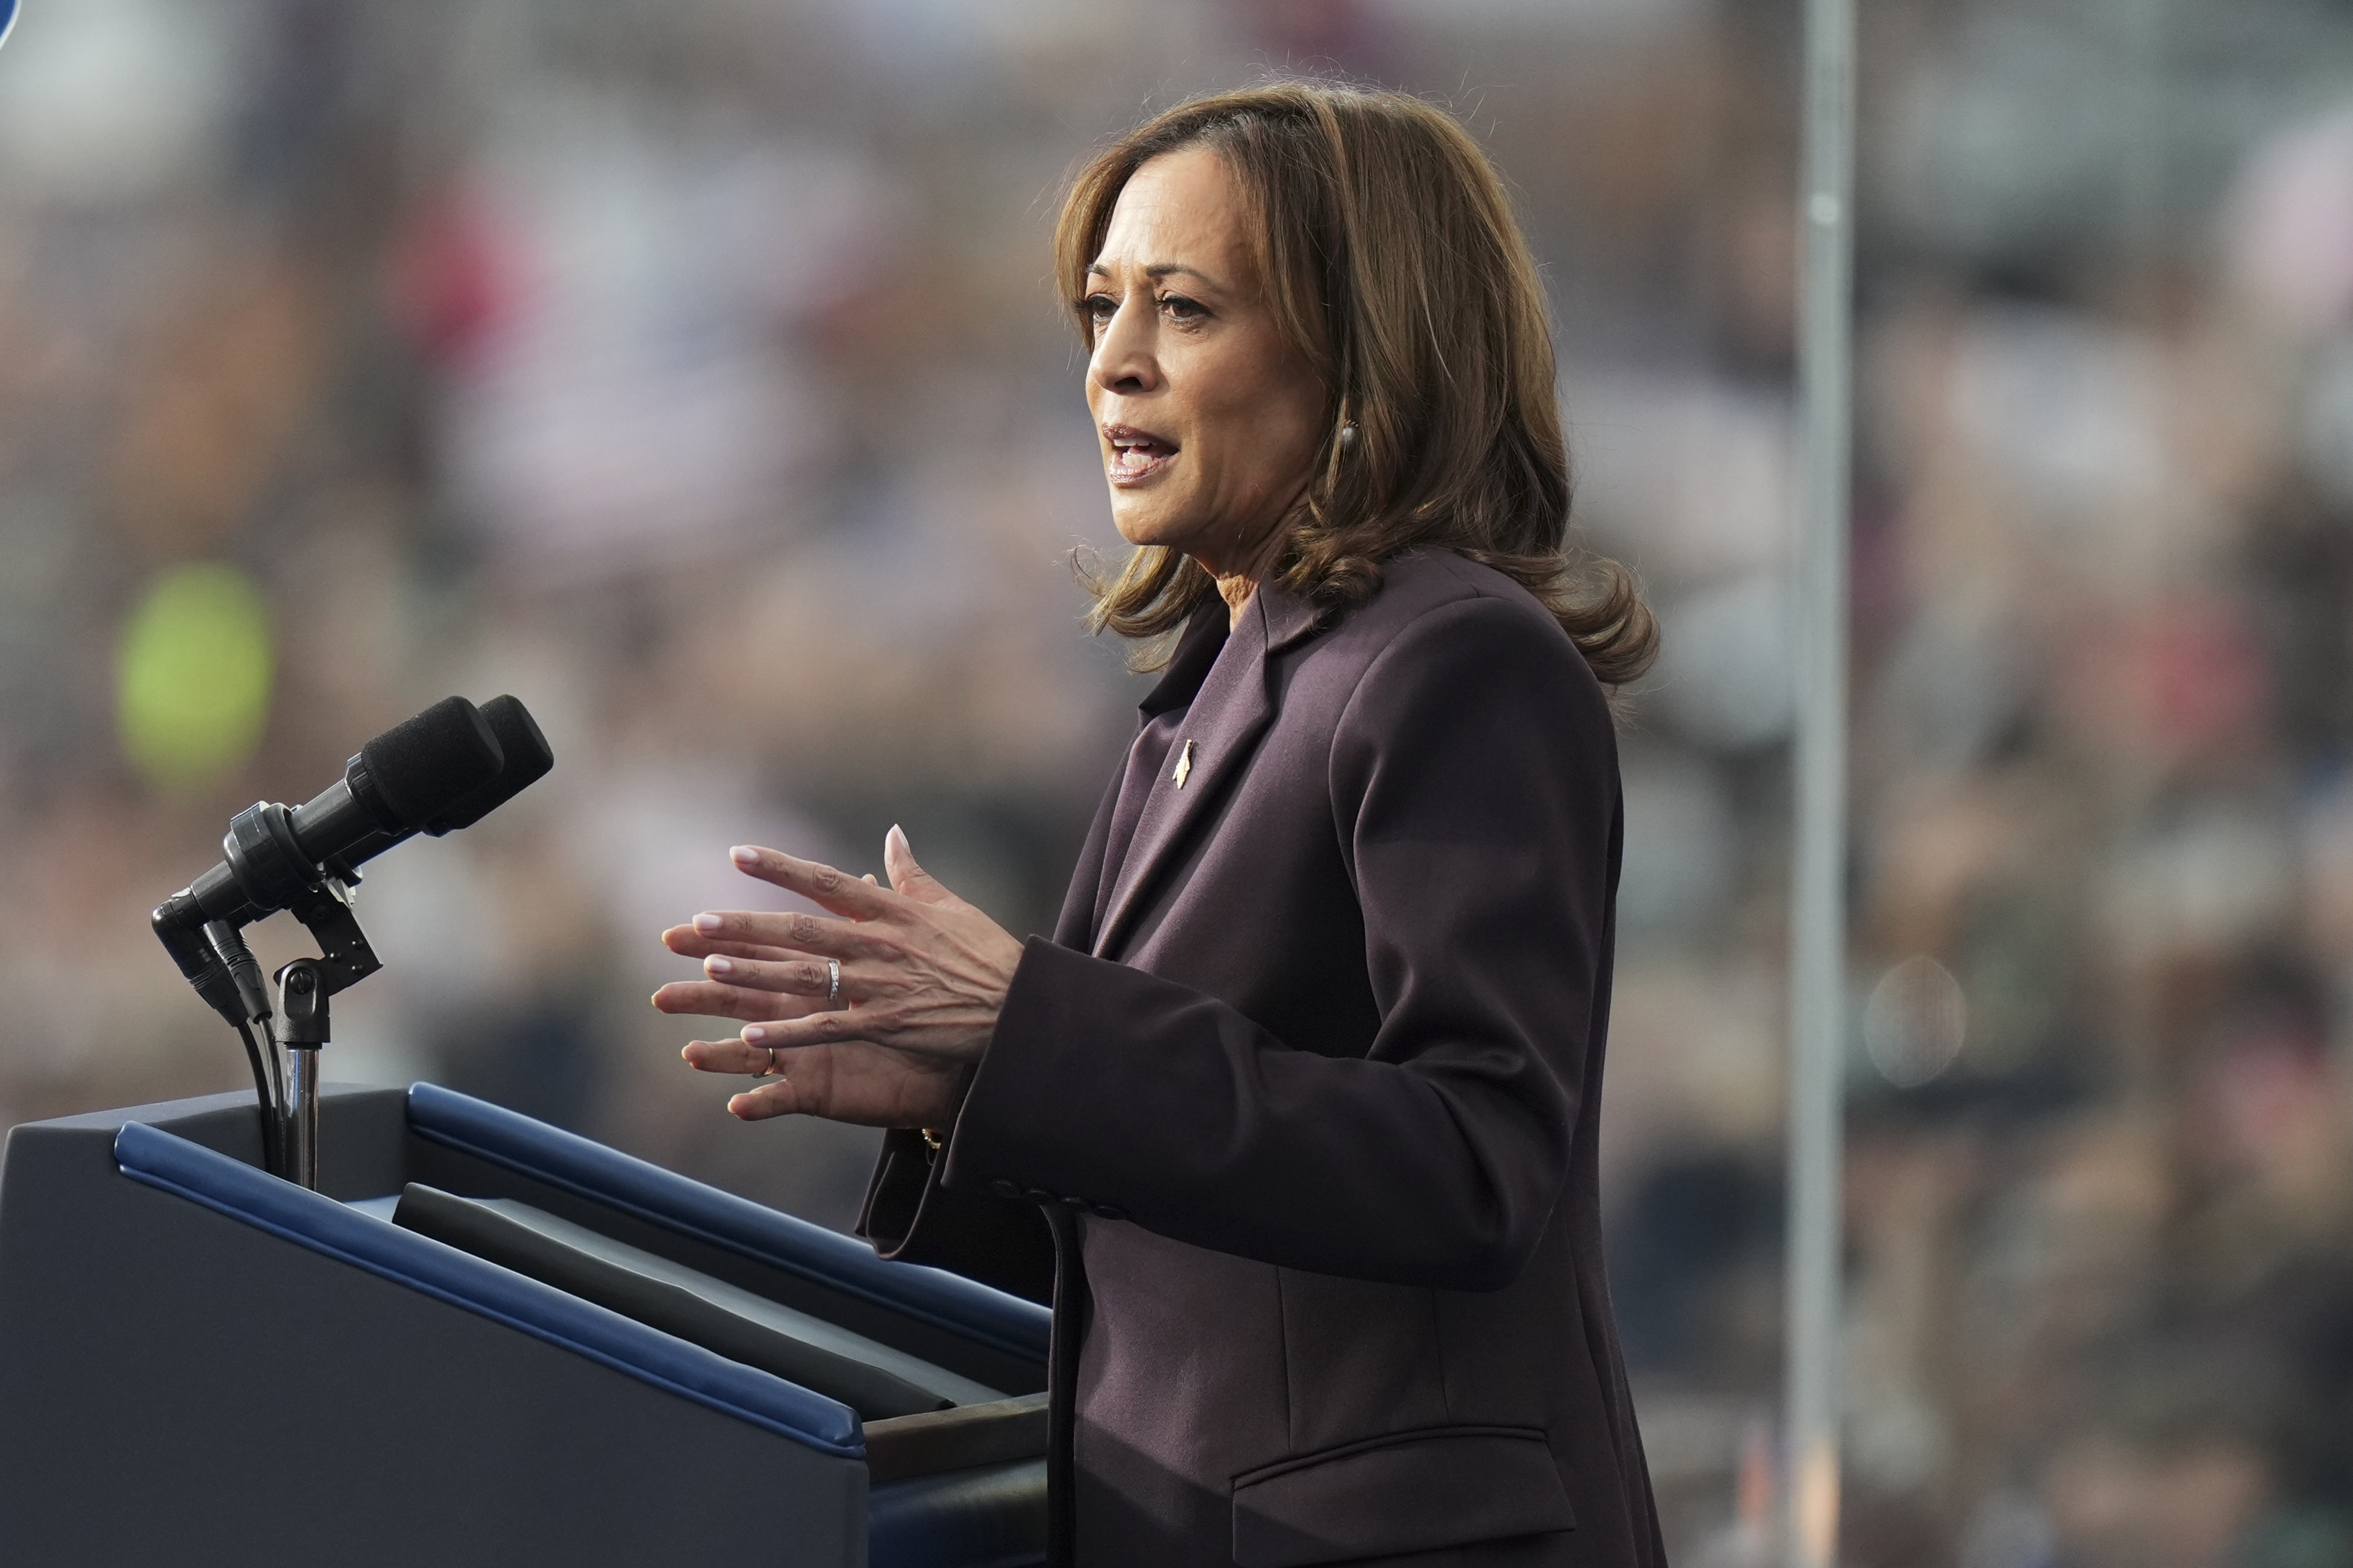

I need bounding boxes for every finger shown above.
[740,1012,861,1051]
[691,907,894,960]
[883,824,954,906]
[661,925,797,963]
[720,1047,856,1120]
[698,953,853,1001]
[721,1042,960,1126]
[681,1035,779,1075]
[726,845,895,920]
[653,979,832,1023]
[727,1079,807,1122]
[739,1008,957,1060]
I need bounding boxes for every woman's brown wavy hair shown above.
[1057,81,1656,685]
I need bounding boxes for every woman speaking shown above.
[656,83,1666,1568]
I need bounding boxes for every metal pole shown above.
[1784,0,1855,1560]
[277,958,329,1191]
[286,1048,321,1190]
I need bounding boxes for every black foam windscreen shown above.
[424,695,554,835]
[358,697,503,830]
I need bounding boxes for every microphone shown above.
[328,695,557,870]
[152,694,557,1020]
[168,696,501,928]
[151,695,556,1186]
[150,696,516,1008]
[433,695,556,831]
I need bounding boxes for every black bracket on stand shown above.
[278,958,329,1046]
[271,881,379,1192]
[283,876,381,998]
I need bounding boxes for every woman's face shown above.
[1084,147,1326,579]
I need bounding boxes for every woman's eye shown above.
[1158,293,1207,323]
[1083,293,1117,321]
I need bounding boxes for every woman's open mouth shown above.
[1103,423,1178,484]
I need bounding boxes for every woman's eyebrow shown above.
[1086,260,1226,290]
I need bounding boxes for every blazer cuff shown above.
[856,1128,1055,1305]
[942,936,1139,1222]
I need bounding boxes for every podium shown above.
[0,1082,1051,1567]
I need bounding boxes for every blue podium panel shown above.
[0,1085,1049,1568]
[396,1082,1049,1397]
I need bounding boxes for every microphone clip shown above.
[219,798,383,994]
[282,877,381,998]
[277,958,330,1048]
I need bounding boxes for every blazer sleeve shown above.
[856,1128,1057,1304]
[936,595,1620,1292]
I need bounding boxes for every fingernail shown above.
[730,845,758,866]
[703,955,733,976]
[742,1024,768,1044]
[694,913,722,933]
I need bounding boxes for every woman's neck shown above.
[1209,523,1288,628]
[1216,570,1256,628]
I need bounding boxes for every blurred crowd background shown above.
[4,0,2353,1562]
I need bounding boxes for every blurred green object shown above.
[117,564,274,790]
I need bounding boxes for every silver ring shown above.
[826,958,841,1002]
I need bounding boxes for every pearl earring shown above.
[1338,422,1359,451]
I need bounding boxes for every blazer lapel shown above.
[1053,769,1121,949]
[1083,604,1230,948]
[1093,587,1323,960]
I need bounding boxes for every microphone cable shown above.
[231,1017,281,1175]
[204,920,283,1172]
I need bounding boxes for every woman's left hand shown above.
[655,825,1025,1099]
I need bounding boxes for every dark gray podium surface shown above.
[0,1084,1049,1567]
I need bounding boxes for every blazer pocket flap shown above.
[1230,1426,1574,1568]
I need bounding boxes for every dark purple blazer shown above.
[860,550,1665,1568]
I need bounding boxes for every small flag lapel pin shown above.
[1173,738,1195,789]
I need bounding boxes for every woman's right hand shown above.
[655,924,970,1128]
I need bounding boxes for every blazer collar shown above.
[1135,579,1323,722]
[1138,596,1232,720]
[1093,583,1324,959]
[1256,578,1323,656]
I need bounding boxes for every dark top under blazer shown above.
[858,551,1665,1568]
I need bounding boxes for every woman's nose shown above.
[1089,299,1161,396]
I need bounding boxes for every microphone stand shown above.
[268,872,381,1191]
[148,691,555,1186]
[275,960,329,1191]
[161,826,384,1190]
